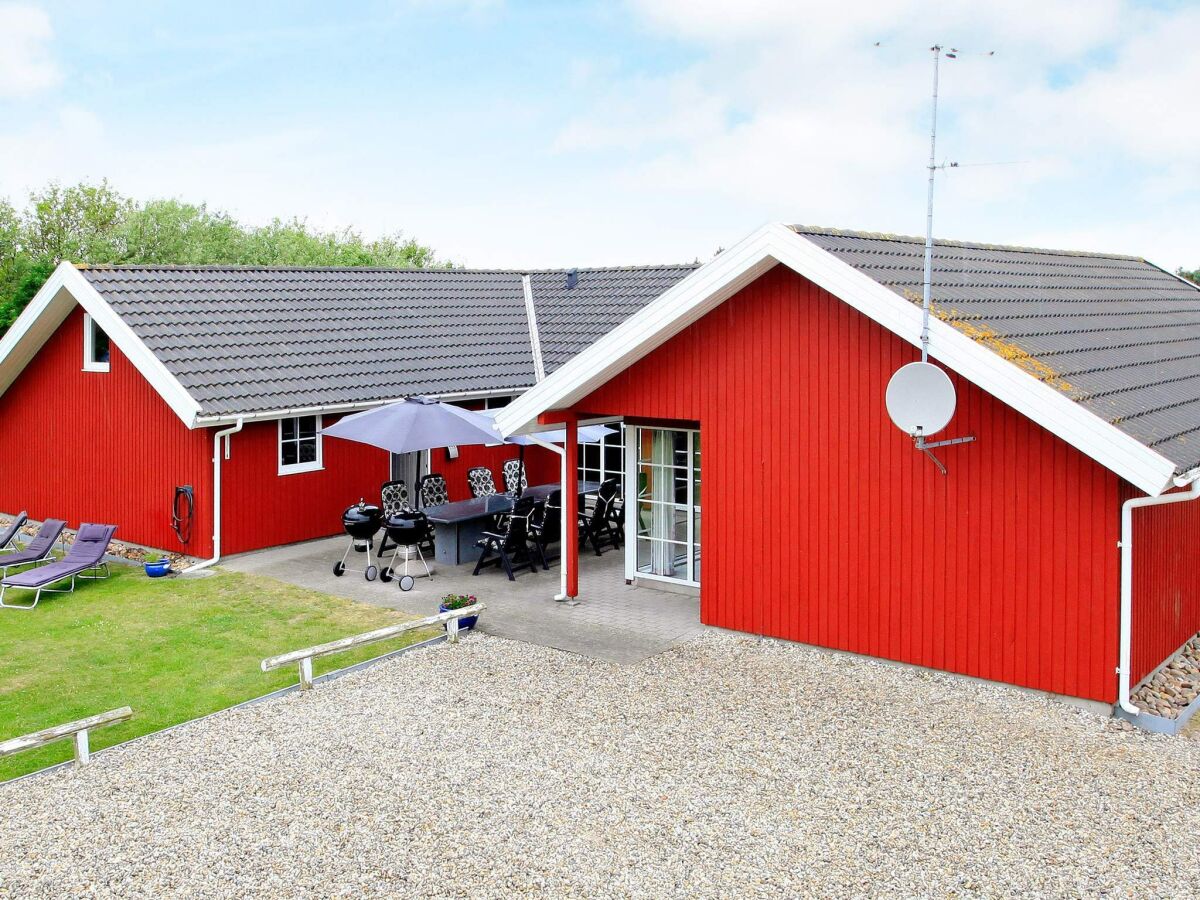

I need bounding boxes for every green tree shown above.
[1180,267,1199,286]
[0,181,442,333]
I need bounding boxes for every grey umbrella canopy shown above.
[322,396,508,454]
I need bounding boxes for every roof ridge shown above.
[77,262,701,275]
[790,225,1147,263]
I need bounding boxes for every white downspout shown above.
[527,434,569,601]
[1118,466,1200,715]
[184,417,244,574]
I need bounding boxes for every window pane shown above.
[281,418,296,441]
[298,439,317,464]
[604,445,623,476]
[584,443,600,469]
[281,441,298,466]
[92,322,110,363]
[693,508,701,547]
[298,416,317,439]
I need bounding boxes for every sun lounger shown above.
[0,512,28,553]
[0,523,115,610]
[0,518,65,577]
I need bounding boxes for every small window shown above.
[82,313,110,372]
[278,415,323,475]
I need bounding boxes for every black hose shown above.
[172,485,194,546]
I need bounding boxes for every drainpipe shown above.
[184,417,244,574]
[1118,466,1200,715]
[526,434,569,601]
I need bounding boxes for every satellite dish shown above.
[886,362,957,436]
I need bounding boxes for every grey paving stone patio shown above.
[223,535,705,663]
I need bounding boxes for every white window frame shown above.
[624,425,700,587]
[82,313,110,372]
[278,414,324,475]
[579,423,626,486]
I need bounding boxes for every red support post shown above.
[565,417,580,599]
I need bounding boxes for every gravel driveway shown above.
[3,633,1199,898]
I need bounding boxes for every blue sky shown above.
[0,0,1196,270]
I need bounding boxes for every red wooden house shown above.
[0,262,693,561]
[498,224,1200,712]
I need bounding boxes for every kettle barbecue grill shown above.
[334,499,383,581]
[379,512,433,591]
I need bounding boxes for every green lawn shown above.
[0,565,435,781]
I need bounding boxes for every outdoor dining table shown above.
[422,481,602,566]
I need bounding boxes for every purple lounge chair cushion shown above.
[2,523,115,588]
[0,519,65,566]
[0,512,28,549]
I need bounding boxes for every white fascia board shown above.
[0,262,203,428]
[497,223,1177,497]
[495,223,784,437]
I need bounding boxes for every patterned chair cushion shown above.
[419,474,449,508]
[381,480,412,516]
[467,467,498,498]
[502,458,528,494]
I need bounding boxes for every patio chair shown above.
[530,490,562,570]
[578,478,622,557]
[0,511,28,553]
[379,480,433,556]
[0,523,116,610]
[467,466,498,499]
[472,496,541,581]
[501,458,527,496]
[0,518,66,578]
[417,473,450,509]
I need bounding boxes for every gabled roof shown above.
[497,224,1198,497]
[795,228,1200,475]
[0,261,696,426]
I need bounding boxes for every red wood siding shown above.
[219,417,388,555]
[0,307,214,555]
[219,419,560,555]
[1122,481,1200,685]
[576,265,1122,702]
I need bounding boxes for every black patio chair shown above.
[0,511,28,553]
[0,523,116,610]
[473,496,541,581]
[578,478,622,556]
[467,466,498,499]
[530,490,562,570]
[418,473,449,509]
[0,518,66,577]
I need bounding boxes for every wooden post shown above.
[447,615,460,644]
[298,657,313,691]
[565,417,580,599]
[72,729,90,766]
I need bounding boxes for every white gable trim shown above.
[0,262,203,427]
[496,223,1178,497]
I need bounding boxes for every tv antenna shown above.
[882,43,992,474]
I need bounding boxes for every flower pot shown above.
[144,560,172,578]
[439,603,478,632]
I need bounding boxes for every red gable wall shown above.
[0,307,214,555]
[576,265,1122,703]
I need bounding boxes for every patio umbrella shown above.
[322,396,507,454]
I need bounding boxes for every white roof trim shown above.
[496,223,1179,497]
[0,262,203,428]
[521,274,546,382]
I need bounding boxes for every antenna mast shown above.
[919,44,943,364]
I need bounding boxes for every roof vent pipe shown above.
[565,269,579,290]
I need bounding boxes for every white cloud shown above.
[0,3,60,98]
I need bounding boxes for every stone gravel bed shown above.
[1132,634,1200,718]
[3,632,1200,898]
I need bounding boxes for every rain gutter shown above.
[1118,464,1200,716]
[184,417,244,574]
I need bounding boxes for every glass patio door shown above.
[626,427,700,586]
